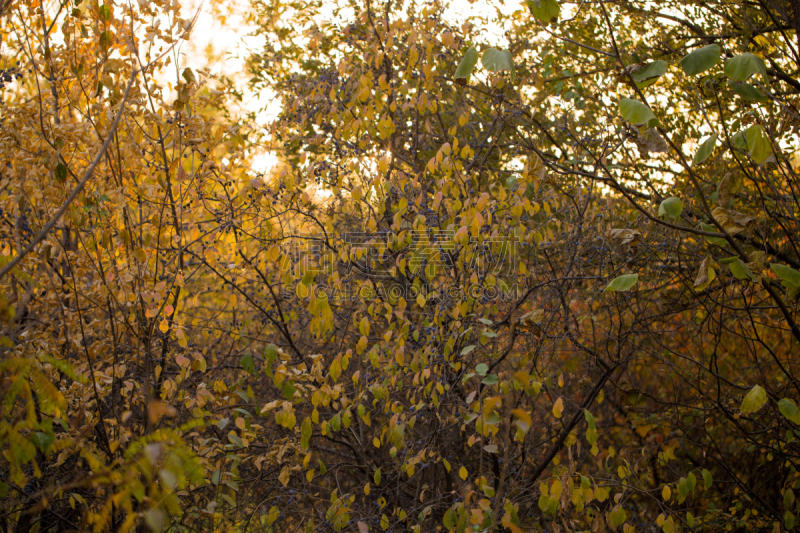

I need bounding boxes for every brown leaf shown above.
[634,127,668,158]
[527,153,547,181]
[608,228,642,245]
[712,207,753,235]
[520,309,544,326]
[694,257,716,289]
[717,172,741,207]
[147,400,177,424]
[519,309,545,338]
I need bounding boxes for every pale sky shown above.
[173,0,522,174]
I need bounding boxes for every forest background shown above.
[1,0,800,532]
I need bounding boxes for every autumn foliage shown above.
[2,0,800,532]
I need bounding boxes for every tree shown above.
[2,0,800,531]
[243,0,800,531]
[0,0,256,530]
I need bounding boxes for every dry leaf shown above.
[608,228,642,245]
[712,207,753,235]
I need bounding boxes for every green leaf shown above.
[604,274,638,292]
[481,48,516,81]
[32,432,54,454]
[240,353,255,374]
[702,469,713,489]
[475,363,488,376]
[329,413,341,432]
[182,68,196,84]
[301,417,313,449]
[374,468,382,485]
[454,47,479,82]
[461,345,476,355]
[677,477,690,502]
[55,163,68,182]
[584,409,596,430]
[631,60,668,86]
[481,374,499,385]
[700,222,728,247]
[729,259,754,280]
[538,494,551,512]
[786,488,796,508]
[731,131,747,151]
[658,197,683,219]
[786,511,797,531]
[724,53,767,82]
[678,44,721,76]
[771,263,800,291]
[687,472,697,492]
[744,124,772,165]
[740,384,767,414]
[779,398,800,424]
[719,256,754,280]
[264,344,279,362]
[528,0,560,24]
[729,81,768,102]
[99,30,112,51]
[692,134,718,166]
[485,412,502,425]
[609,505,627,527]
[282,380,296,400]
[443,508,456,530]
[99,4,111,20]
[619,98,656,126]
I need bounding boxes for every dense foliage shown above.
[2,0,800,531]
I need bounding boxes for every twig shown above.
[0,69,138,280]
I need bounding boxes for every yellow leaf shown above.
[395,347,405,366]
[364,483,371,495]
[266,506,279,526]
[306,469,314,482]
[512,409,531,432]
[416,293,426,308]
[378,156,390,175]
[553,398,564,418]
[279,466,290,486]
[454,226,469,245]
[373,437,381,448]
[459,466,468,480]
[662,485,671,501]
[551,479,563,499]
[159,319,169,333]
